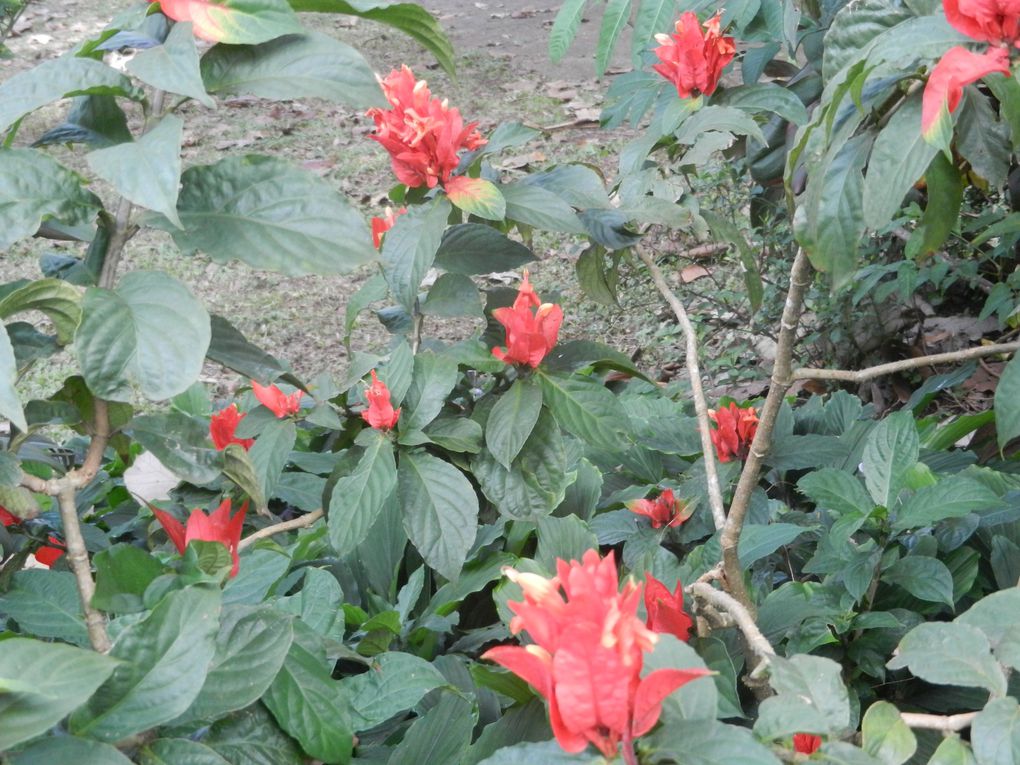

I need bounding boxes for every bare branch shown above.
[57,485,110,652]
[793,342,1020,384]
[238,509,324,551]
[688,581,775,663]
[899,712,977,732]
[636,246,726,531]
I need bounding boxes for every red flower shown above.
[1,506,64,567]
[0,507,18,526]
[371,207,408,249]
[708,402,759,463]
[366,65,486,189]
[209,403,255,451]
[921,45,1011,137]
[793,733,822,755]
[944,0,1020,45]
[152,498,248,577]
[644,575,693,642]
[361,370,401,430]
[626,488,692,529]
[491,271,563,368]
[251,380,303,418]
[652,11,736,99]
[482,551,710,758]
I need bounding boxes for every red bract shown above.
[251,380,303,418]
[159,0,229,42]
[626,488,692,529]
[491,272,563,368]
[944,0,1020,45]
[921,46,1010,137]
[793,733,823,755]
[644,575,693,642]
[1,506,64,566]
[708,402,759,462]
[209,403,255,451]
[152,498,248,577]
[366,65,486,189]
[361,370,401,430]
[371,207,407,248]
[482,550,710,758]
[652,11,736,99]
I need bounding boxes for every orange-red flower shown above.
[793,733,822,755]
[371,207,408,249]
[944,0,1020,45]
[708,402,759,463]
[159,0,229,43]
[209,403,255,451]
[652,11,736,99]
[1,507,65,567]
[626,488,692,529]
[152,498,248,577]
[361,370,401,430]
[644,575,693,642]
[483,551,710,758]
[492,272,563,368]
[367,65,486,189]
[251,380,303,418]
[921,45,1011,137]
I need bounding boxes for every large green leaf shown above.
[76,271,210,402]
[166,0,302,44]
[861,701,917,765]
[927,736,976,765]
[892,478,1001,531]
[486,377,543,470]
[475,741,605,765]
[342,651,447,730]
[972,698,1020,765]
[0,149,101,250]
[382,198,451,312]
[172,155,375,275]
[755,655,850,739]
[71,585,222,741]
[0,570,87,644]
[0,323,25,432]
[129,410,222,484]
[201,31,382,107]
[139,739,232,765]
[0,278,82,345]
[715,83,810,126]
[996,353,1020,450]
[648,719,782,765]
[93,544,165,613]
[207,314,287,382]
[0,55,140,133]
[398,449,479,581]
[126,21,214,107]
[822,0,916,81]
[887,622,1007,695]
[433,223,536,275]
[203,705,304,764]
[881,556,955,607]
[9,737,133,765]
[537,371,630,451]
[798,468,874,516]
[403,351,459,431]
[0,639,118,751]
[33,94,132,148]
[87,115,185,227]
[387,692,476,765]
[328,431,397,556]
[861,411,918,508]
[249,417,296,499]
[499,182,586,234]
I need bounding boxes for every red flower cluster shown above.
[0,507,64,566]
[252,380,303,418]
[626,488,692,529]
[708,402,759,463]
[371,207,407,249]
[209,403,255,451]
[652,12,736,99]
[793,733,822,755]
[922,0,1017,136]
[152,498,248,578]
[361,370,400,430]
[367,65,486,189]
[644,575,693,642]
[492,272,563,368]
[483,551,709,758]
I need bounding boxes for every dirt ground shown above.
[1,0,703,401]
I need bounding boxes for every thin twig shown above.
[238,509,324,550]
[721,248,813,611]
[57,486,110,652]
[688,581,775,663]
[899,712,977,732]
[636,245,727,531]
[793,342,1020,383]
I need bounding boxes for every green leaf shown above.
[223,443,266,510]
[222,547,291,605]
[486,377,543,470]
[71,586,222,741]
[861,701,917,765]
[575,245,618,306]
[642,634,717,723]
[249,417,296,500]
[595,0,632,76]
[739,523,807,567]
[0,149,101,250]
[127,22,214,107]
[972,698,1020,765]
[882,556,955,607]
[207,314,287,383]
[76,271,210,402]
[908,151,964,258]
[421,273,483,317]
[201,31,382,107]
[887,622,1007,695]
[715,83,809,125]
[179,605,294,722]
[892,478,1001,531]
[755,655,850,739]
[382,198,451,312]
[129,410,222,485]
[9,737,133,765]
[343,651,448,730]
[404,351,459,431]
[87,115,184,227]
[328,430,396,556]
[475,741,604,765]
[798,468,874,516]
[822,0,916,81]
[632,0,679,63]
[674,106,768,146]
[0,55,140,133]
[446,176,506,221]
[0,278,82,346]
[862,411,919,508]
[33,94,132,148]
[203,705,304,764]
[0,570,87,644]
[0,639,118,751]
[537,371,630,451]
[261,622,353,764]
[93,544,165,613]
[649,719,782,764]
[549,0,586,63]
[535,515,598,572]
[928,735,976,765]
[139,739,232,765]
[433,224,536,275]
[425,416,483,453]
[500,181,586,234]
[398,449,479,581]
[996,353,1020,450]
[172,155,375,275]
[0,324,25,432]
[387,692,475,765]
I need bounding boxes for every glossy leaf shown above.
[892,478,1001,531]
[139,739,232,765]
[328,430,396,556]
[486,377,543,470]
[387,692,476,765]
[403,352,460,431]
[882,556,955,607]
[928,735,977,765]
[0,570,87,644]
[421,273,484,317]
[382,198,451,312]
[887,622,1007,695]
[446,176,506,221]
[861,701,916,765]
[93,544,165,613]
[996,353,1020,450]
[0,278,82,346]
[500,181,586,234]
[972,698,1020,765]
[203,703,304,764]
[433,223,536,275]
[9,737,133,765]
[862,411,918,508]
[343,651,448,730]
[537,371,630,451]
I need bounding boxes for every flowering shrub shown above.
[652,12,735,99]
[152,498,248,577]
